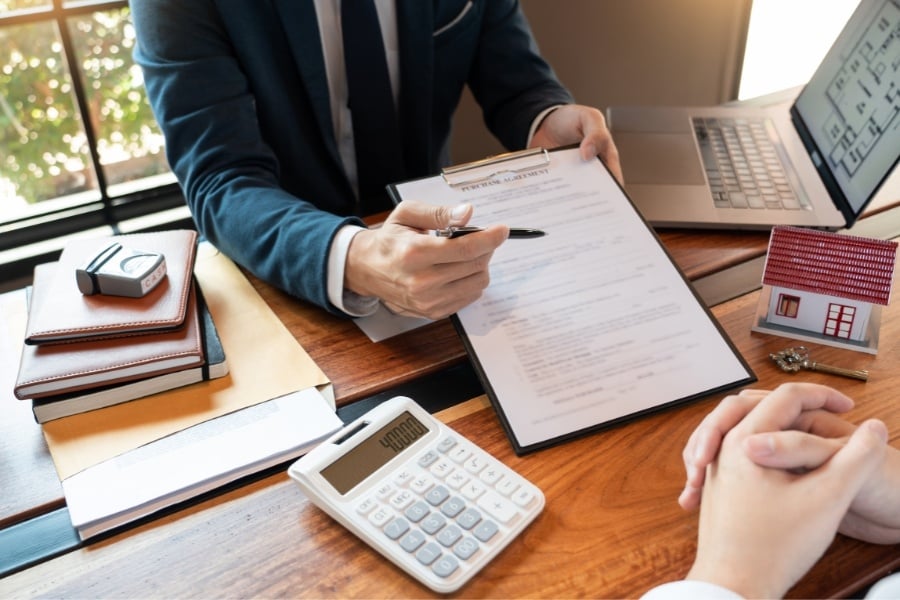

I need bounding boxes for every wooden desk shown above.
[3,281,900,598]
[2,180,899,596]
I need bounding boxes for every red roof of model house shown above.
[762,226,898,306]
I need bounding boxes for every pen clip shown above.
[434,226,482,238]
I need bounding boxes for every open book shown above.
[389,147,755,454]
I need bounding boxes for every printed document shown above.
[391,147,754,453]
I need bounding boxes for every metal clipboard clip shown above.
[441,147,550,188]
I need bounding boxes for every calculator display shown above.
[321,411,430,495]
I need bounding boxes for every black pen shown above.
[433,226,546,239]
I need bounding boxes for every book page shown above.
[393,147,754,451]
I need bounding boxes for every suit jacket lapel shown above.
[396,0,434,176]
[270,0,342,168]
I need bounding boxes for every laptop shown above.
[606,0,900,230]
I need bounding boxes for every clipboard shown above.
[388,147,755,455]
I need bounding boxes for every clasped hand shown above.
[679,383,900,598]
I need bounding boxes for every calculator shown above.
[287,396,545,593]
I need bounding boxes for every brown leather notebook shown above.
[24,229,198,345]
[29,284,228,421]
[15,263,204,399]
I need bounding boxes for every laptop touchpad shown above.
[615,132,706,185]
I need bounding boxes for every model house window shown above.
[1,0,189,290]
[824,303,855,339]
[776,293,800,318]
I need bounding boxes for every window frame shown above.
[775,293,801,318]
[0,0,192,292]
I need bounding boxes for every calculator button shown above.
[415,542,442,566]
[404,501,430,523]
[418,450,440,468]
[437,436,457,453]
[473,520,499,543]
[356,497,377,515]
[495,476,519,497]
[375,483,394,500]
[393,470,414,487]
[453,536,480,560]
[456,507,482,530]
[429,459,454,479]
[369,507,393,527]
[421,512,447,535]
[425,485,450,506]
[436,524,463,547]
[383,517,410,540]
[445,471,469,490]
[479,466,503,485]
[399,529,426,553]
[511,487,536,507]
[463,455,487,474]
[477,491,517,524]
[461,480,487,501]
[441,496,466,519]
[389,490,414,511]
[409,475,434,495]
[432,554,460,578]
[448,446,471,463]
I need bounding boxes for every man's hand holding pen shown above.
[344,200,509,320]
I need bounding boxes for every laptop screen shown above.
[792,0,900,218]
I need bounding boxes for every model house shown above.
[753,226,898,352]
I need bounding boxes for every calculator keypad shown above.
[355,434,540,584]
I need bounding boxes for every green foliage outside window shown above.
[1,3,168,209]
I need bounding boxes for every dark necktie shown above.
[341,0,406,213]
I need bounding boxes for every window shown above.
[824,303,855,339]
[739,0,859,100]
[0,0,191,291]
[776,293,800,318]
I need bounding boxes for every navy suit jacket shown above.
[131,0,574,313]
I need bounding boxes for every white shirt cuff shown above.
[527,105,563,147]
[640,580,744,600]
[327,225,380,317]
[866,573,900,598]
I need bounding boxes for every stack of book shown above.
[13,230,228,423]
[5,240,339,540]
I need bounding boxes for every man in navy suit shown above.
[131,0,621,319]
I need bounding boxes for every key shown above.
[769,346,868,381]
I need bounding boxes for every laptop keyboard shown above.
[693,117,810,210]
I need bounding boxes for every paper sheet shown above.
[41,243,332,479]
[393,147,754,451]
[354,304,431,342]
[63,387,342,539]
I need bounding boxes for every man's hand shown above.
[530,104,623,184]
[344,200,508,320]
